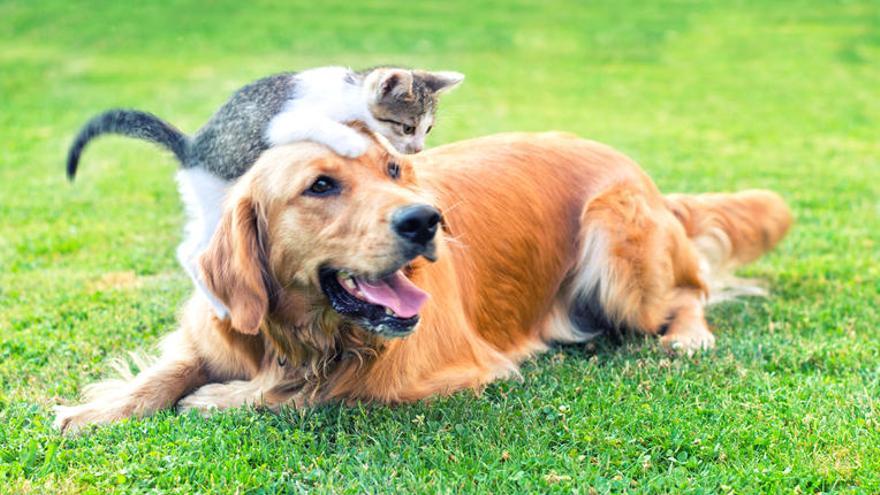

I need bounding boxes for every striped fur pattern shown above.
[65,67,464,320]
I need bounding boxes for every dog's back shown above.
[56,131,793,431]
[415,132,791,354]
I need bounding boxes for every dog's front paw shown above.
[178,382,254,416]
[53,404,102,434]
[53,405,78,432]
[329,133,369,158]
[177,388,222,416]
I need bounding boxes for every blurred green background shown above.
[1,0,878,493]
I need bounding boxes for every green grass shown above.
[1,0,879,492]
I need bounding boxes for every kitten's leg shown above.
[176,168,230,318]
[266,110,369,157]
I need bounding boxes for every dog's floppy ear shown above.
[200,195,279,334]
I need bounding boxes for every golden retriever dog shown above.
[55,129,792,432]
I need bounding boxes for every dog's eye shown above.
[426,125,433,134]
[401,124,416,135]
[387,161,401,180]
[304,175,340,197]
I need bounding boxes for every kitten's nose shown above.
[408,144,423,153]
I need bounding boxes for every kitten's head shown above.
[363,68,464,154]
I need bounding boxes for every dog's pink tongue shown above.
[355,271,428,319]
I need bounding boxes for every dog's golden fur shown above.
[55,130,792,431]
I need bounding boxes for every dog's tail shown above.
[665,189,793,302]
[66,109,190,180]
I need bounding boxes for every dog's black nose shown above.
[392,204,441,247]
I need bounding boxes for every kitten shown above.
[65,66,464,317]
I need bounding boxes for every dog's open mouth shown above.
[319,267,429,337]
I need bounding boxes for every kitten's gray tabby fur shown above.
[65,65,464,317]
[68,67,463,180]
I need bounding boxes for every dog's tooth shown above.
[342,278,356,290]
[385,308,394,316]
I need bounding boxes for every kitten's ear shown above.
[417,71,465,94]
[376,69,414,99]
[200,194,279,335]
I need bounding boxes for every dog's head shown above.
[200,129,440,340]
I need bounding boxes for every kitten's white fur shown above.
[266,67,377,157]
[176,168,231,317]
[180,66,461,317]
[183,67,379,316]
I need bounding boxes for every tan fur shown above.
[55,130,792,432]
[201,196,279,335]
[665,190,793,302]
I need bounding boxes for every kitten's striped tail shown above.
[66,109,189,180]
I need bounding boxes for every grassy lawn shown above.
[1,0,879,492]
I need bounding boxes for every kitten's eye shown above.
[402,124,416,135]
[387,161,401,180]
[304,175,340,197]
[426,125,433,134]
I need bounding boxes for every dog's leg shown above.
[176,379,266,414]
[177,362,296,414]
[53,331,208,433]
[570,184,711,353]
[659,288,715,354]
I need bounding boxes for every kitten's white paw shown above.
[330,134,369,158]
